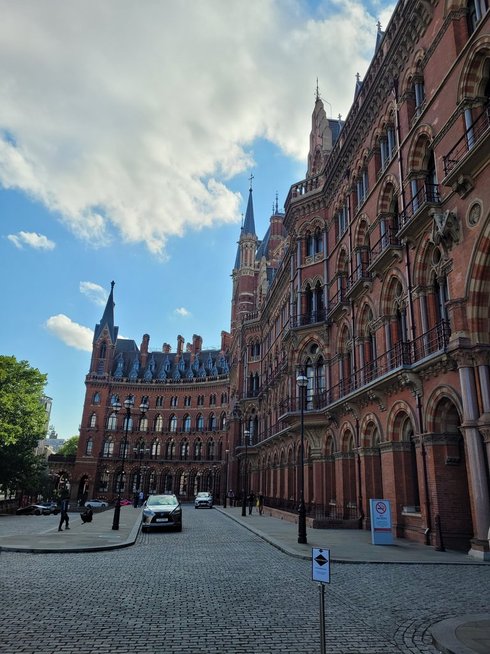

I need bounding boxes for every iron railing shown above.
[443,106,490,175]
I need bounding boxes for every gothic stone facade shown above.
[70,0,490,559]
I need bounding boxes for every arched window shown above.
[166,439,175,460]
[100,342,107,359]
[92,392,101,405]
[139,416,148,432]
[468,0,487,34]
[180,439,189,460]
[89,413,97,428]
[150,439,160,459]
[194,439,202,460]
[207,439,215,460]
[85,438,93,456]
[123,415,133,431]
[119,440,129,458]
[102,438,114,457]
[196,414,204,431]
[220,413,227,430]
[154,415,163,432]
[183,414,191,432]
[169,415,177,432]
[209,413,217,431]
[107,412,117,430]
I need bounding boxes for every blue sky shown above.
[0,0,394,438]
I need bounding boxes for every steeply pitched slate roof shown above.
[111,341,230,382]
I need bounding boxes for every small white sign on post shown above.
[312,548,330,584]
[370,498,393,545]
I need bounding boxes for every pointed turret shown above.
[94,281,118,344]
[242,183,256,236]
[90,281,119,376]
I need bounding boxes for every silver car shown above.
[142,494,182,532]
[194,492,213,509]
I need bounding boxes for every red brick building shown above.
[71,283,232,505]
[68,0,490,559]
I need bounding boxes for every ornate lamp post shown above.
[296,374,308,544]
[112,395,148,530]
[241,429,250,517]
[223,448,229,508]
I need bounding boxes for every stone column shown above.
[456,352,490,560]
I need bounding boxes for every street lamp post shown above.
[223,448,229,508]
[133,443,150,496]
[241,429,250,517]
[112,394,148,530]
[296,374,308,544]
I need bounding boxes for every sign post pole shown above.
[312,548,330,654]
[319,582,326,654]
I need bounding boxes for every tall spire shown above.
[94,281,118,344]
[242,175,256,235]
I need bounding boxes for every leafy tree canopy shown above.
[0,356,48,447]
[58,435,79,456]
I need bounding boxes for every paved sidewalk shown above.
[0,505,141,553]
[1,503,489,654]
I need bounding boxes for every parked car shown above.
[141,494,182,531]
[194,492,213,509]
[84,499,109,509]
[16,504,59,516]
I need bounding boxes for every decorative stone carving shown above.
[430,209,460,250]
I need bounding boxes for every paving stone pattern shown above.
[0,508,488,654]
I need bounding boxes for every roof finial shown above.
[315,77,320,101]
[377,20,382,32]
[241,212,244,227]
[275,191,279,214]
[356,72,360,83]
[249,173,254,191]
[111,280,115,291]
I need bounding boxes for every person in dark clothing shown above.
[247,491,255,515]
[58,498,70,531]
[81,507,93,523]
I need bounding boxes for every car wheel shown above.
[34,509,41,516]
[53,510,60,515]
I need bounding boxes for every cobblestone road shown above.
[0,508,488,654]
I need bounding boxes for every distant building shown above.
[71,1,489,559]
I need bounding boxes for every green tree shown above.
[58,435,79,456]
[0,356,48,494]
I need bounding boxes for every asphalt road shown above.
[1,506,488,654]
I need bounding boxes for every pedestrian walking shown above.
[133,492,139,508]
[227,489,235,507]
[257,493,264,515]
[138,490,144,507]
[247,491,255,515]
[58,498,70,531]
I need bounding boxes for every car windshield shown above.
[147,495,177,506]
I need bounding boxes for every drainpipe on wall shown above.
[393,78,417,342]
[417,392,432,545]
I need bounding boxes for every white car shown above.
[84,499,108,509]
[194,492,213,509]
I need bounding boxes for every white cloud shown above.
[7,230,55,250]
[80,281,108,307]
[45,314,93,351]
[0,0,394,256]
[175,307,191,318]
